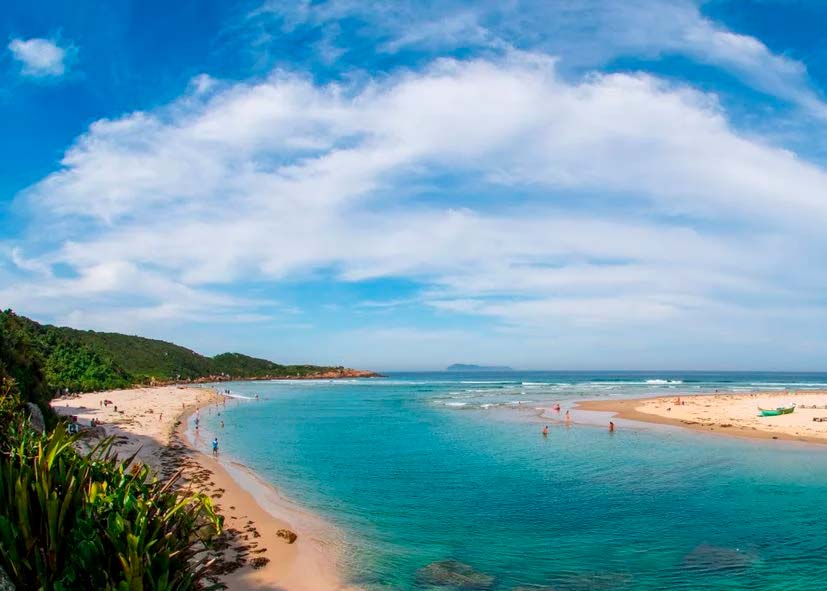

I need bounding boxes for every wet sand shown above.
[51,386,346,590]
[576,391,827,444]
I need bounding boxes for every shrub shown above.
[0,423,222,590]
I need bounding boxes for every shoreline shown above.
[178,393,347,590]
[576,390,827,445]
[52,386,347,590]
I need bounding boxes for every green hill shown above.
[57,328,215,381]
[0,310,366,394]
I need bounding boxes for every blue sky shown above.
[2,0,827,370]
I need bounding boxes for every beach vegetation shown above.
[0,422,222,590]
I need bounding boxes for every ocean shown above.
[195,371,827,590]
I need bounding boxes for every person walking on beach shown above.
[565,410,571,424]
[212,437,219,457]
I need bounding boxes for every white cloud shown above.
[251,0,827,118]
[8,53,827,363]
[8,37,71,77]
[379,10,491,53]
[678,17,827,119]
[189,73,217,94]
[584,3,827,117]
[25,54,827,229]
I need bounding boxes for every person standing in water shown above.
[542,425,549,436]
[608,421,615,432]
[212,437,219,456]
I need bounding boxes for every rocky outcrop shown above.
[25,402,45,434]
[173,368,383,385]
[415,559,495,589]
[682,544,756,570]
[276,529,297,544]
[291,368,382,379]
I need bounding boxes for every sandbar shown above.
[577,390,827,444]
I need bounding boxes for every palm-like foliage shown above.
[0,423,222,590]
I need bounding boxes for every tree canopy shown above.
[0,310,340,397]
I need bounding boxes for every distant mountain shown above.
[446,364,514,371]
[0,310,379,394]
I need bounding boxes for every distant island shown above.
[446,364,514,371]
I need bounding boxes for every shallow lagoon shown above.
[201,372,827,590]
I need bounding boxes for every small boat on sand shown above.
[758,405,795,417]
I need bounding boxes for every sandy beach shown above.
[577,390,827,444]
[51,386,345,591]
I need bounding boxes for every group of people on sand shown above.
[542,405,615,436]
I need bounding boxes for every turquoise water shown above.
[196,372,827,590]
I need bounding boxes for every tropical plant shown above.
[0,423,222,590]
